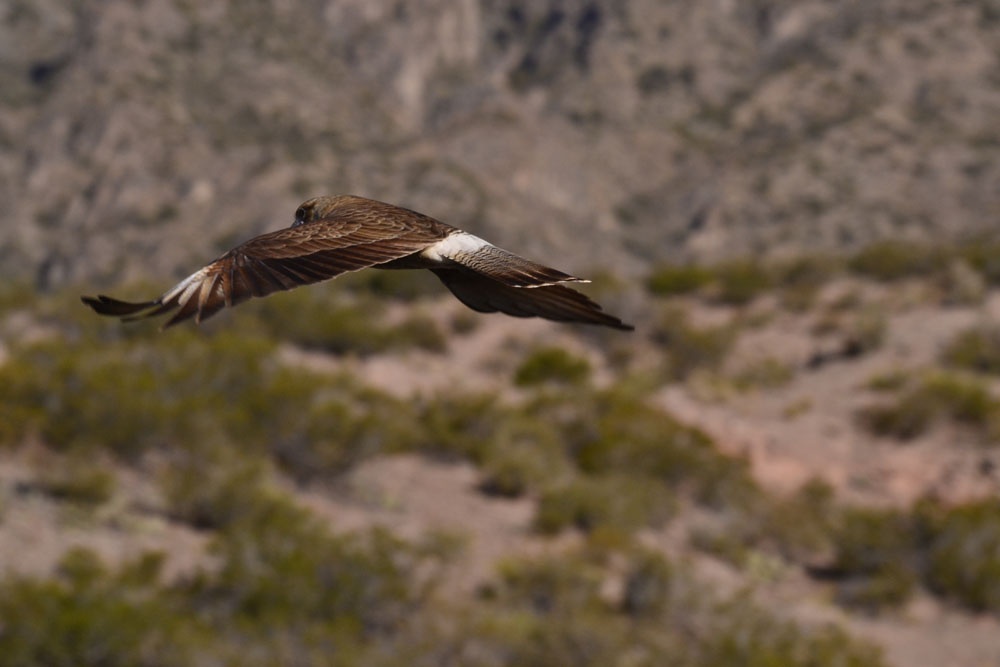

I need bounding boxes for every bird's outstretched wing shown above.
[82,213,448,328]
[431,234,586,288]
[431,268,633,331]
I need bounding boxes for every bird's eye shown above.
[293,207,307,226]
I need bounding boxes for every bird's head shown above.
[292,195,361,227]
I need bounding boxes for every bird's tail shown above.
[81,295,158,317]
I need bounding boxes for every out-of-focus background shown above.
[1,1,999,665]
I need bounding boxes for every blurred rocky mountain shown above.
[1,0,997,288]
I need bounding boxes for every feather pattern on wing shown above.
[429,233,585,288]
[82,196,451,328]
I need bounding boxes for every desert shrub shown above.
[514,346,591,386]
[858,389,936,439]
[386,312,448,352]
[191,498,434,636]
[30,454,117,506]
[827,507,923,613]
[0,507,452,666]
[765,479,839,559]
[938,258,987,305]
[652,306,737,381]
[337,268,442,302]
[833,563,917,613]
[926,499,1000,612]
[843,307,888,355]
[534,474,675,535]
[695,478,838,567]
[409,391,573,498]
[942,324,1000,375]
[160,449,275,530]
[956,238,1000,286]
[0,547,191,667]
[414,392,520,462]
[848,240,948,282]
[238,287,446,355]
[731,357,794,391]
[0,280,35,314]
[477,440,566,498]
[269,375,422,483]
[450,309,481,334]
[255,293,384,354]
[858,372,999,441]
[492,552,604,614]
[773,254,843,311]
[0,330,276,459]
[462,547,887,667]
[713,258,774,306]
[620,549,674,618]
[694,596,885,667]
[550,384,756,508]
[0,328,416,479]
[865,369,910,392]
[646,263,712,297]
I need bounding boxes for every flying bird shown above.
[82,195,633,331]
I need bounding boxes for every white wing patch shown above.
[421,231,493,264]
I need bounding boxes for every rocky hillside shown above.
[1,0,998,288]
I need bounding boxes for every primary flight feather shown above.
[82,195,633,331]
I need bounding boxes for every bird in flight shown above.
[82,195,633,331]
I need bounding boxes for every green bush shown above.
[493,552,604,614]
[514,346,591,386]
[0,330,278,459]
[714,258,773,306]
[413,392,524,463]
[695,596,885,667]
[477,441,565,498]
[865,369,910,392]
[0,324,423,480]
[237,287,446,355]
[731,358,794,391]
[848,240,948,282]
[191,499,432,634]
[942,325,1000,375]
[844,308,888,356]
[696,478,838,567]
[534,474,675,535]
[620,549,674,618]
[827,507,923,613]
[160,449,275,529]
[337,269,442,302]
[773,254,843,311]
[956,238,1000,286]
[32,456,117,506]
[538,383,757,508]
[652,306,737,381]
[926,499,1000,612]
[646,263,713,297]
[0,547,191,667]
[387,312,448,353]
[463,546,887,667]
[859,372,999,441]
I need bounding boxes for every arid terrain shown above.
[1,2,1000,666]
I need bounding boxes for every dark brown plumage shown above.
[82,195,633,331]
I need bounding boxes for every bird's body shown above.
[82,195,633,331]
